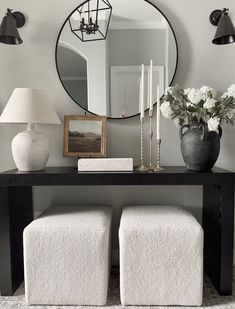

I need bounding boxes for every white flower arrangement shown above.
[161,85,235,132]
[203,98,216,109]
[160,101,173,119]
[207,117,220,132]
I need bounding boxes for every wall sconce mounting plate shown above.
[12,11,26,28]
[209,9,224,26]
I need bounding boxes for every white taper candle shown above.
[139,77,141,114]
[141,64,145,119]
[156,85,160,139]
[147,67,150,110]
[149,60,153,111]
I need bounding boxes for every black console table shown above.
[0,166,234,296]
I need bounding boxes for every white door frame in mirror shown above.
[111,66,164,118]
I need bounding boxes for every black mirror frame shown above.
[55,0,178,120]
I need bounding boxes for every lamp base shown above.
[12,124,50,172]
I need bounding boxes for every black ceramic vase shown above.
[180,124,222,172]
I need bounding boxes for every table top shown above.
[0,166,234,187]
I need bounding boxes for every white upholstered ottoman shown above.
[119,206,204,306]
[23,206,112,306]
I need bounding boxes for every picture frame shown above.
[63,115,107,158]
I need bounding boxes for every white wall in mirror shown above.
[58,22,108,116]
[56,0,178,118]
[57,43,88,110]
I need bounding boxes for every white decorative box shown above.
[77,158,133,172]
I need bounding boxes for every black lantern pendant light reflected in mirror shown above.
[69,0,112,42]
[210,8,235,45]
[0,9,26,45]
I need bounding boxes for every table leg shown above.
[203,185,234,295]
[0,187,33,296]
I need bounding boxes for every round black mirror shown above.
[55,0,178,119]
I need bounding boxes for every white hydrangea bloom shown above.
[160,101,173,119]
[221,92,228,100]
[227,109,235,120]
[200,86,217,99]
[173,118,180,127]
[186,102,194,107]
[187,88,204,104]
[222,84,235,99]
[227,84,235,98]
[164,87,173,96]
[207,117,220,132]
[203,98,216,109]
[184,88,191,96]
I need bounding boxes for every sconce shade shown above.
[0,10,25,45]
[212,10,235,45]
[0,88,61,124]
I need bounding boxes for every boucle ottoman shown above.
[119,205,204,306]
[23,206,112,306]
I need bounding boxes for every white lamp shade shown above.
[0,88,61,124]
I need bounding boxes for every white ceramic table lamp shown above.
[0,88,61,171]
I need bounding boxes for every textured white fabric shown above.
[2,269,235,308]
[119,205,204,306]
[23,206,112,306]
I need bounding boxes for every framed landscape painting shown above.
[63,115,107,158]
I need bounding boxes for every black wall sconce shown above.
[209,8,235,45]
[0,9,26,45]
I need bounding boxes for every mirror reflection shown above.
[56,0,178,119]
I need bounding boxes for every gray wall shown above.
[108,29,166,66]
[62,80,88,110]
[0,0,234,255]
